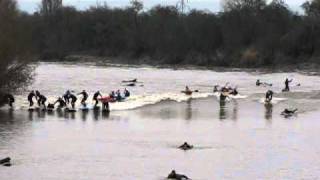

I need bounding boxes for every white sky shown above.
[17,0,307,13]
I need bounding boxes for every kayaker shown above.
[167,170,190,180]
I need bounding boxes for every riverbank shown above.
[38,54,320,75]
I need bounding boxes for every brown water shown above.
[1,62,320,179]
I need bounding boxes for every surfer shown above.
[3,94,14,107]
[230,87,238,96]
[69,93,77,109]
[35,91,47,107]
[265,90,273,103]
[284,78,293,92]
[179,142,193,151]
[213,85,219,92]
[116,90,122,101]
[124,88,130,97]
[78,90,88,106]
[63,90,71,104]
[93,91,102,107]
[167,170,190,180]
[54,97,66,108]
[27,90,36,107]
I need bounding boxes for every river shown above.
[1,62,320,179]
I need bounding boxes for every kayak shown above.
[181,91,193,95]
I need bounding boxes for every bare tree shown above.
[0,0,34,103]
[41,0,63,15]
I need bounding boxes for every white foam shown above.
[258,97,287,105]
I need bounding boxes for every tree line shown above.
[25,0,320,67]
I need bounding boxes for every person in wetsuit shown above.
[284,78,293,91]
[230,87,238,96]
[69,93,77,109]
[93,91,102,107]
[78,90,88,107]
[63,90,71,104]
[54,97,66,108]
[109,91,115,99]
[35,91,47,107]
[4,94,14,107]
[265,90,274,102]
[179,142,193,151]
[213,85,219,92]
[167,170,190,180]
[116,90,122,101]
[28,90,36,107]
[124,88,130,97]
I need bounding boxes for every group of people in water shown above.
[23,88,131,111]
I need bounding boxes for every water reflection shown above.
[185,99,192,120]
[264,103,273,121]
[232,101,238,121]
[219,100,227,120]
[219,100,238,121]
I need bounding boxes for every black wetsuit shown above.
[63,92,70,104]
[69,94,77,108]
[93,92,102,107]
[28,92,36,107]
[124,90,130,97]
[4,94,14,107]
[167,171,189,180]
[266,90,273,102]
[284,79,292,91]
[103,101,109,111]
[79,91,88,105]
[37,94,47,107]
[54,98,66,108]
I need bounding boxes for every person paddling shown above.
[167,170,190,180]
[284,78,293,91]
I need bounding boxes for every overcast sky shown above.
[17,0,307,13]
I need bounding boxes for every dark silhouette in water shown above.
[0,157,11,167]
[281,108,298,117]
[78,90,88,107]
[265,90,274,103]
[93,91,102,107]
[27,91,36,107]
[167,170,190,179]
[69,93,77,109]
[283,78,293,92]
[3,94,15,107]
[179,142,193,150]
[54,97,66,108]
